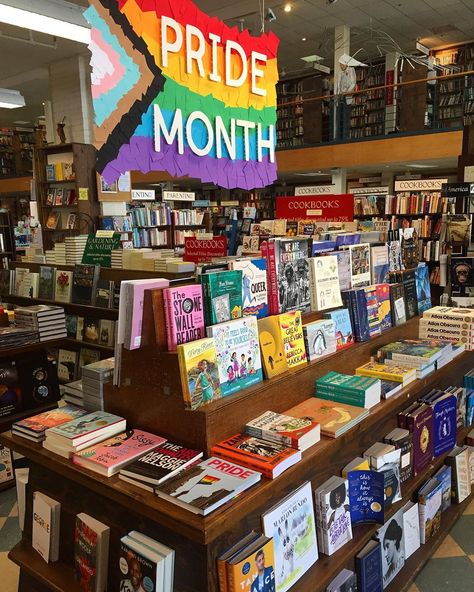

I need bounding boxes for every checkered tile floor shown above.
[0,487,473,591]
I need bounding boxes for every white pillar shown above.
[331,168,347,193]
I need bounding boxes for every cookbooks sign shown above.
[276,195,354,221]
[394,178,448,191]
[184,237,227,262]
[85,0,279,190]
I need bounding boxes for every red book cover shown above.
[75,518,98,592]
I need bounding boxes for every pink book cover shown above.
[72,429,166,474]
[164,285,205,351]
[128,279,169,350]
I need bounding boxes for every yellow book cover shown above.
[258,316,288,379]
[355,361,416,383]
[227,537,275,592]
[279,311,307,369]
[54,162,64,181]
[177,337,221,409]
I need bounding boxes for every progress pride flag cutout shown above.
[85,0,279,189]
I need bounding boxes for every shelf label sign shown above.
[131,189,155,201]
[85,0,279,190]
[184,236,227,262]
[394,178,448,191]
[163,191,195,202]
[276,194,354,221]
[442,183,473,197]
[350,186,389,195]
[295,185,336,196]
[82,233,122,267]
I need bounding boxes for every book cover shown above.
[74,514,110,592]
[0,360,20,418]
[245,410,320,451]
[303,319,336,362]
[119,536,162,592]
[371,245,389,284]
[47,411,124,441]
[257,316,289,379]
[402,501,420,559]
[94,280,113,308]
[71,264,99,305]
[432,394,457,457]
[155,457,261,515]
[65,315,78,338]
[205,270,243,325]
[308,256,342,312]
[374,510,405,588]
[389,283,406,326]
[380,461,402,507]
[207,317,263,396]
[375,284,392,332]
[326,569,357,592]
[418,478,442,544]
[323,309,354,351]
[57,349,78,383]
[446,446,471,503]
[14,405,88,435]
[347,243,371,288]
[261,482,318,592]
[45,211,60,230]
[227,537,275,592]
[99,320,115,347]
[32,492,54,562]
[83,318,100,344]
[273,238,311,314]
[0,445,13,484]
[177,337,222,409]
[277,311,306,369]
[341,289,370,342]
[355,361,415,384]
[79,347,100,369]
[54,270,73,303]
[433,465,452,512]
[164,284,205,351]
[407,405,433,476]
[402,270,419,320]
[364,286,381,338]
[415,263,432,313]
[328,250,351,292]
[38,266,55,300]
[318,478,353,555]
[388,241,402,272]
[356,540,383,592]
[72,429,166,476]
[229,258,268,318]
[125,279,170,350]
[16,355,61,409]
[210,433,301,479]
[348,470,385,525]
[120,441,203,485]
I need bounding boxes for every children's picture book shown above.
[347,243,371,287]
[177,337,221,409]
[164,284,205,351]
[324,309,354,351]
[374,509,405,588]
[261,481,318,592]
[202,270,243,325]
[348,470,385,525]
[257,316,289,379]
[229,258,268,318]
[303,319,336,362]
[207,317,263,397]
[308,256,343,312]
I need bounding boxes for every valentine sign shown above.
[184,236,227,262]
[276,195,354,221]
[85,0,279,190]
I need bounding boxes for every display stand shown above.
[1,300,473,591]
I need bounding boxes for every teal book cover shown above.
[48,411,123,439]
[317,372,379,393]
[207,317,263,396]
[207,270,243,325]
[324,308,354,351]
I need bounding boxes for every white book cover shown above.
[309,256,342,312]
[262,481,318,592]
[303,319,336,362]
[14,467,29,531]
[348,243,371,288]
[402,501,420,559]
[32,491,60,562]
[375,508,405,588]
[319,478,352,556]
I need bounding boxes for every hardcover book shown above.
[119,535,165,592]
[323,309,354,351]
[433,465,452,512]
[245,410,320,451]
[38,266,55,300]
[375,284,392,332]
[374,509,405,588]
[270,238,311,314]
[303,319,336,362]
[401,501,420,559]
[326,569,357,592]
[347,243,371,288]
[99,320,115,347]
[32,491,60,563]
[257,316,288,379]
[402,270,419,320]
[261,481,318,592]
[415,263,432,313]
[308,256,343,312]
[65,314,78,338]
[226,536,275,592]
[54,270,73,303]
[356,540,383,592]
[279,311,307,369]
[371,245,389,284]
[74,513,110,592]
[328,250,351,292]
[13,405,88,439]
[406,404,434,476]
[341,289,370,342]
[389,283,407,326]
[45,211,60,230]
[57,349,78,383]
[71,264,100,305]
[177,337,222,409]
[155,456,261,515]
[446,446,472,503]
[431,393,457,457]
[163,284,205,351]
[202,270,243,325]
[418,478,442,544]
[94,280,114,308]
[206,317,263,396]
[387,240,402,272]
[315,477,353,556]
[348,470,385,525]
[83,318,100,344]
[229,258,268,318]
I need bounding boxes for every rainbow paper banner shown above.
[85,0,279,190]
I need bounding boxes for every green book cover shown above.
[317,371,379,393]
[38,266,55,300]
[206,270,243,325]
[316,390,366,407]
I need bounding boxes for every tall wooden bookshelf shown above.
[350,62,386,139]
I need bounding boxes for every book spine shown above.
[245,426,292,448]
[177,347,191,409]
[353,290,370,342]
[316,381,366,396]
[309,262,318,312]
[266,241,279,315]
[163,291,176,351]
[316,390,366,407]
[217,559,229,592]
[210,448,273,478]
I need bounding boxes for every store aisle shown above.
[0,488,473,592]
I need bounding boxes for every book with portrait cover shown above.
[229,258,268,319]
[226,536,275,592]
[155,456,261,515]
[374,509,405,588]
[261,481,317,592]
[315,476,352,556]
[207,317,262,396]
[163,284,205,351]
[245,410,320,451]
[119,535,165,592]
[74,513,110,592]
[177,337,221,409]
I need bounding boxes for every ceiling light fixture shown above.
[302,37,306,41]
[0,88,25,109]
[0,0,90,44]
[284,3,292,13]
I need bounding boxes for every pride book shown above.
[155,457,261,516]
[163,284,205,351]
[210,433,301,479]
[72,429,166,477]
[245,410,320,451]
[177,337,221,409]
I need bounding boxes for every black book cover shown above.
[15,353,60,409]
[71,264,100,305]
[94,280,113,308]
[389,283,406,326]
[402,270,419,320]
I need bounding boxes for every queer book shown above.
[202,270,243,325]
[308,256,342,312]
[262,481,317,592]
[210,433,301,479]
[323,309,354,351]
[303,319,336,362]
[226,536,275,592]
[155,457,261,515]
[72,429,166,477]
[207,317,262,396]
[315,476,352,556]
[229,258,268,318]
[163,284,205,351]
[177,337,221,409]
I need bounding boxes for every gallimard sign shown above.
[295,185,336,196]
[276,195,354,221]
[394,178,448,191]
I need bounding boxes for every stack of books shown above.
[12,405,88,442]
[355,360,417,387]
[0,326,39,348]
[111,249,123,269]
[315,371,381,409]
[65,235,88,265]
[245,410,321,451]
[377,339,452,378]
[14,304,67,341]
[81,358,114,411]
[419,306,474,350]
[53,243,67,265]
[166,260,195,274]
[62,379,84,407]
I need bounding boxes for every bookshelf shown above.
[1,310,473,592]
[0,129,36,178]
[35,143,100,250]
[350,62,386,139]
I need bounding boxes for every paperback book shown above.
[163,284,205,351]
[303,319,336,362]
[245,410,320,451]
[374,509,405,588]
[348,470,385,525]
[229,258,268,318]
[323,309,354,351]
[315,476,352,556]
[201,270,243,325]
[308,256,342,312]
[74,513,110,592]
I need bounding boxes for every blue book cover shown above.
[344,289,370,342]
[356,540,383,592]
[376,284,392,332]
[335,234,361,247]
[348,470,385,525]
[415,263,432,313]
[229,258,268,319]
[311,240,336,255]
[324,308,354,351]
[432,395,457,456]
[101,216,114,230]
[434,464,452,511]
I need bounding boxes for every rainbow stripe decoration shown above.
[85,0,279,189]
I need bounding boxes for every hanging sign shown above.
[163,191,195,202]
[276,195,354,221]
[184,236,227,263]
[85,0,279,190]
[82,233,121,267]
[131,189,155,201]
[394,178,448,191]
[295,185,336,195]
